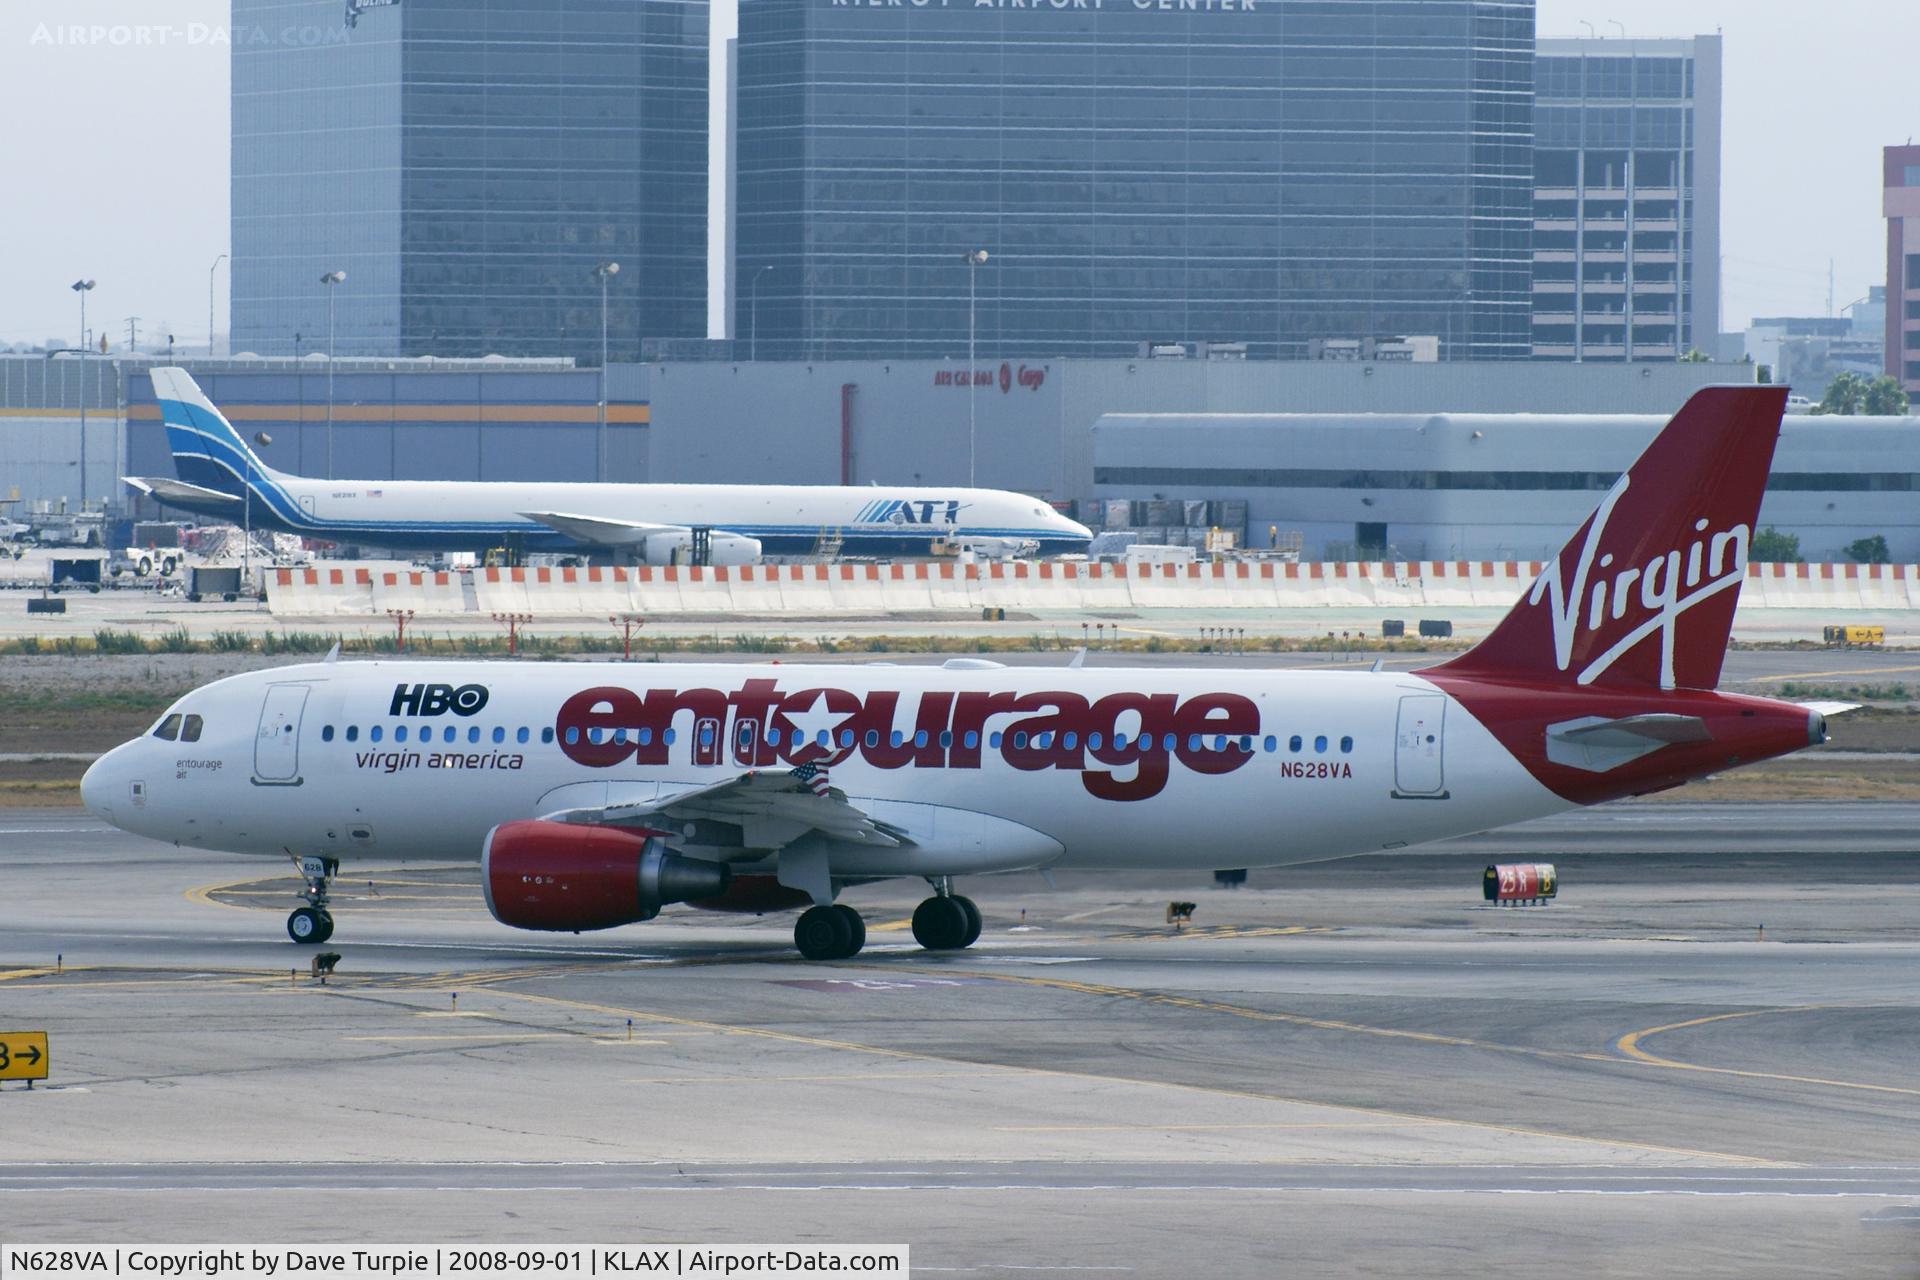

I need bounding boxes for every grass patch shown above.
[1775,682,1912,702]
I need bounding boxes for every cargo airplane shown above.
[125,367,1091,562]
[85,386,1843,959]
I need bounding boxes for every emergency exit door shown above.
[1393,694,1447,799]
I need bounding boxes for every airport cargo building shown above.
[1531,37,1721,361]
[229,0,708,363]
[735,0,1536,362]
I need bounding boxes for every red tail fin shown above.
[1434,386,1788,691]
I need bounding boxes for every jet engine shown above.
[640,530,762,567]
[482,820,732,931]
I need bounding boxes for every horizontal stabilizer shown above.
[1794,701,1861,718]
[518,510,681,547]
[124,475,244,512]
[1545,713,1711,773]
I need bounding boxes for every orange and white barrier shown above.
[265,560,1920,619]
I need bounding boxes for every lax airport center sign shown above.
[831,0,1261,10]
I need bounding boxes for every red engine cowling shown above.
[482,819,732,931]
[686,874,815,915]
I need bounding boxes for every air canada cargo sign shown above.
[833,0,1260,9]
[557,679,1269,802]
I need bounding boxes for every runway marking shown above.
[1748,663,1920,682]
[622,1070,1016,1085]
[0,967,61,982]
[183,876,271,913]
[1615,1008,1920,1098]
[993,1122,1435,1133]
[867,918,914,933]
[478,986,1782,1167]
[1111,924,1329,941]
[343,1033,569,1042]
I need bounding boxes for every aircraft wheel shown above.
[794,904,852,961]
[833,904,866,957]
[953,895,982,948]
[912,896,972,951]
[288,907,329,944]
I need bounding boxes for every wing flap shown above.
[544,768,910,850]
[518,510,682,547]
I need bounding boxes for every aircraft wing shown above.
[543,768,913,852]
[124,475,245,514]
[517,510,685,548]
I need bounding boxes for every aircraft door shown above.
[693,716,723,767]
[254,684,310,783]
[1392,694,1447,799]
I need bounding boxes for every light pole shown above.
[591,262,620,483]
[71,280,95,510]
[209,254,226,357]
[748,265,772,361]
[320,271,346,479]
[966,249,989,487]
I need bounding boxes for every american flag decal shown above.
[790,762,831,798]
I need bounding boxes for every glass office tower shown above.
[232,0,707,362]
[1531,37,1721,361]
[736,0,1535,362]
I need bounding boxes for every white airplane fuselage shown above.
[85,660,1569,875]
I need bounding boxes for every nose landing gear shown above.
[288,854,338,944]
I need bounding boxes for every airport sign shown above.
[0,1031,48,1082]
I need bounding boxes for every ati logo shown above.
[389,682,489,717]
[854,498,969,527]
[1529,473,1751,689]
[556,679,1261,802]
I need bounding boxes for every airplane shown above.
[83,385,1845,960]
[124,367,1092,562]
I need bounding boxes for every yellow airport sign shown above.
[0,1032,48,1082]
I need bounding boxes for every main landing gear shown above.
[288,854,338,944]
[794,903,867,961]
[911,880,982,953]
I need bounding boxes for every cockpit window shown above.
[153,714,182,741]
[180,715,204,743]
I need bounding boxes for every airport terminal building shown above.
[230,0,709,363]
[735,0,1536,362]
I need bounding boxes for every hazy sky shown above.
[0,0,1906,351]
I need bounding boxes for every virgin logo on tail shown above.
[1530,474,1751,690]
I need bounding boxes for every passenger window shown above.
[1263,735,1276,753]
[346,725,359,742]
[517,727,530,744]
[468,726,480,744]
[493,726,506,744]
[663,728,676,745]
[154,714,182,741]
[1063,732,1077,749]
[564,726,579,745]
[816,730,830,747]
[890,730,904,748]
[1162,733,1177,750]
[963,730,979,749]
[839,729,854,747]
[1114,732,1129,749]
[322,725,335,743]
[1036,732,1053,749]
[540,727,554,744]
[1314,735,1329,753]
[443,726,456,744]
[1340,736,1354,753]
[612,728,626,745]
[370,726,383,743]
[181,715,203,742]
[1087,732,1101,749]
[395,726,408,743]
[589,727,605,745]
[914,729,928,748]
[1013,731,1028,749]
[989,731,1003,748]
[637,727,653,745]
[865,730,880,748]
[1289,735,1302,752]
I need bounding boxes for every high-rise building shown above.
[736,0,1536,362]
[1887,145,1920,395]
[231,0,708,362]
[1531,37,1721,361]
